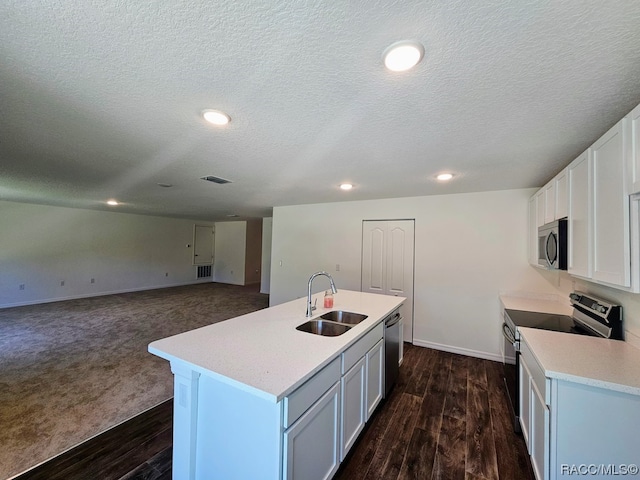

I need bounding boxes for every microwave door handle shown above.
[545,232,555,267]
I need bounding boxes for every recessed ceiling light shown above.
[383,41,424,72]
[340,183,353,190]
[202,109,231,126]
[107,199,119,206]
[436,173,454,181]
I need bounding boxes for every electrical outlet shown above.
[336,264,340,271]
[19,284,25,290]
[60,280,65,286]
[165,272,169,277]
[90,278,95,284]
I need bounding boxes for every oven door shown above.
[502,322,520,432]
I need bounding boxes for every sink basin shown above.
[319,310,368,325]
[296,320,352,337]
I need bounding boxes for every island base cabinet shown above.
[193,374,283,480]
[283,382,341,480]
[341,356,366,460]
[550,380,640,480]
[366,338,384,419]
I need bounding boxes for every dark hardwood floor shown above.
[335,344,534,480]
[14,345,533,480]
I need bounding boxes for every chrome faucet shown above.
[306,271,338,317]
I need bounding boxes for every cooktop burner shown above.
[504,309,585,335]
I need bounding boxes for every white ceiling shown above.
[1,1,640,221]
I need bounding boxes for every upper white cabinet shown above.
[554,168,568,219]
[591,119,631,287]
[528,195,538,266]
[535,189,545,227]
[567,151,591,279]
[543,182,556,224]
[529,167,569,267]
[628,103,640,194]
[530,101,640,293]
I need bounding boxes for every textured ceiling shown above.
[1,1,640,221]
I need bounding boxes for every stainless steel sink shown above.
[296,320,352,337]
[319,310,368,325]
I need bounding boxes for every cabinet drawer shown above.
[284,356,340,428]
[342,322,384,374]
[520,338,547,403]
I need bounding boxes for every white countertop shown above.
[149,289,404,403]
[500,294,573,316]
[519,327,640,396]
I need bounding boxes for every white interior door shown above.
[361,220,414,343]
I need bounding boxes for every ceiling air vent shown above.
[201,175,232,184]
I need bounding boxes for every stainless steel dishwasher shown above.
[384,310,402,397]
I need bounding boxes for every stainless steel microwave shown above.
[538,219,567,270]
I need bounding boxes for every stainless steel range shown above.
[502,292,623,432]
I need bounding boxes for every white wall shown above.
[261,218,273,294]
[532,269,640,342]
[0,200,212,307]
[270,189,560,361]
[213,221,247,285]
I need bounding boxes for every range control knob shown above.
[569,293,580,301]
[597,304,607,314]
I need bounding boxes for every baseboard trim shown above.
[412,339,503,363]
[0,280,213,309]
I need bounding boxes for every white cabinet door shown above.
[544,182,555,224]
[284,382,340,480]
[591,119,631,287]
[554,168,569,219]
[535,189,546,227]
[629,103,640,194]
[340,356,366,460]
[530,380,549,480]
[519,358,532,451]
[366,339,384,420]
[567,151,591,278]
[528,195,538,265]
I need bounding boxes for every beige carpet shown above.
[0,283,269,479]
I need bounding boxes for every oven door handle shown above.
[502,323,519,351]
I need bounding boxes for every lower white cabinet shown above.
[520,338,550,480]
[519,355,532,449]
[530,379,548,480]
[284,382,341,480]
[340,324,385,460]
[366,338,384,419]
[520,337,640,480]
[340,357,366,460]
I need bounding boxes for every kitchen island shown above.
[149,289,404,480]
